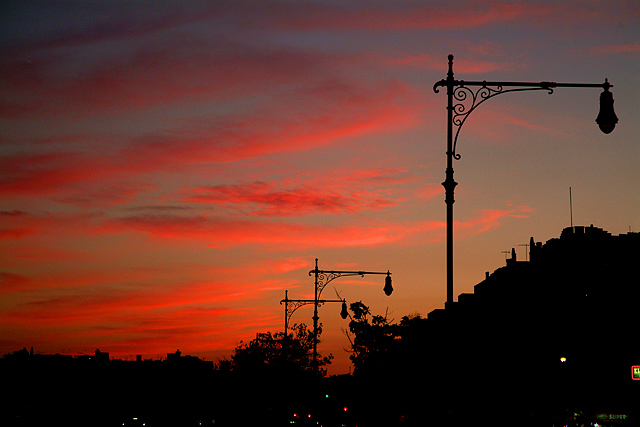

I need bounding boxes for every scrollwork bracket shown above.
[450,83,553,160]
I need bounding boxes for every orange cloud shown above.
[99,214,406,248]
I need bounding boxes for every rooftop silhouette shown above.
[406,225,640,426]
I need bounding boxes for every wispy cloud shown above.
[456,207,533,238]
[592,43,640,55]
[184,167,412,216]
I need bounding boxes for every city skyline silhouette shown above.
[3,224,638,426]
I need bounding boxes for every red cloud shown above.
[229,2,554,31]
[0,211,37,239]
[0,2,573,122]
[0,210,100,242]
[99,212,421,249]
[0,204,531,360]
[0,272,31,293]
[592,43,640,55]
[185,182,357,216]
[0,152,111,197]
[1,77,418,202]
[184,174,404,216]
[183,165,423,219]
[0,271,286,362]
[99,206,529,249]
[0,31,334,119]
[117,79,418,166]
[184,167,418,216]
[387,52,517,74]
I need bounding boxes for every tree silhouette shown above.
[217,323,334,425]
[230,322,332,377]
[345,301,404,376]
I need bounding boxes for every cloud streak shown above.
[184,167,413,216]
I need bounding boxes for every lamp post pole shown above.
[433,54,617,307]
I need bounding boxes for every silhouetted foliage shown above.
[229,322,332,377]
[345,301,394,375]
[345,301,425,377]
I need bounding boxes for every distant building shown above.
[167,348,182,361]
[94,348,109,362]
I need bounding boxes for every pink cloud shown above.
[387,52,516,74]
[1,2,222,54]
[0,152,106,196]
[231,2,555,31]
[0,77,418,203]
[456,207,533,238]
[592,43,640,55]
[0,32,334,119]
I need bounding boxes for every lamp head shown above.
[383,272,393,296]
[596,81,618,134]
[340,300,348,319]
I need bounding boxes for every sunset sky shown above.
[1,1,638,375]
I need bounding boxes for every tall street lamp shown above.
[433,54,618,307]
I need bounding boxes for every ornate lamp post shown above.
[433,54,617,307]
[280,258,393,371]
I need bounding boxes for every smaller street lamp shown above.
[280,290,347,339]
[278,259,394,372]
[308,258,393,370]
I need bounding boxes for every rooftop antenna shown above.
[569,187,574,230]
[501,250,510,260]
[518,244,530,262]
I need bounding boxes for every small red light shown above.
[343,407,348,412]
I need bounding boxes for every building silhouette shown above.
[411,225,640,426]
[0,348,217,427]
